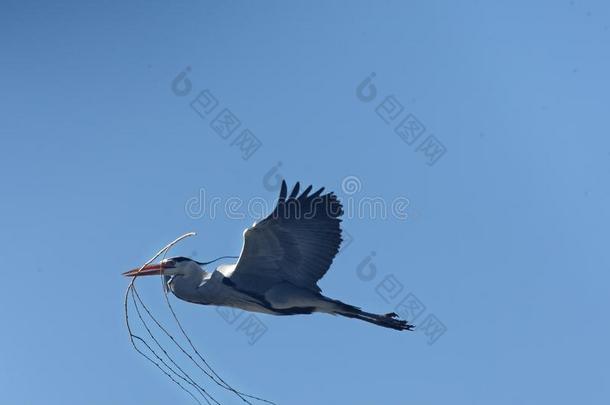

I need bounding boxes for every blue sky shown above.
[1,1,610,404]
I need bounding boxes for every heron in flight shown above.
[124,181,413,331]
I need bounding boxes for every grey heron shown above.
[124,181,413,331]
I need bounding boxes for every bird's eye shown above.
[163,260,175,268]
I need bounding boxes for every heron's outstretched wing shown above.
[229,181,343,293]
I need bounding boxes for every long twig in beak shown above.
[158,255,276,405]
[123,232,275,405]
[125,232,196,287]
[123,232,210,404]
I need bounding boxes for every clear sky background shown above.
[1,1,609,404]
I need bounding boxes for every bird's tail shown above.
[330,300,414,331]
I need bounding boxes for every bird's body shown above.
[168,263,347,316]
[126,181,413,331]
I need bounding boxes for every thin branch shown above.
[162,286,276,405]
[130,287,218,405]
[123,232,275,405]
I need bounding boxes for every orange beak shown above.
[122,263,164,277]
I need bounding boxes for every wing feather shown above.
[230,180,344,293]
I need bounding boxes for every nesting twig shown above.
[123,232,275,405]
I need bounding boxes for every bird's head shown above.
[123,256,203,278]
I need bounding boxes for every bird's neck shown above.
[168,269,208,303]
